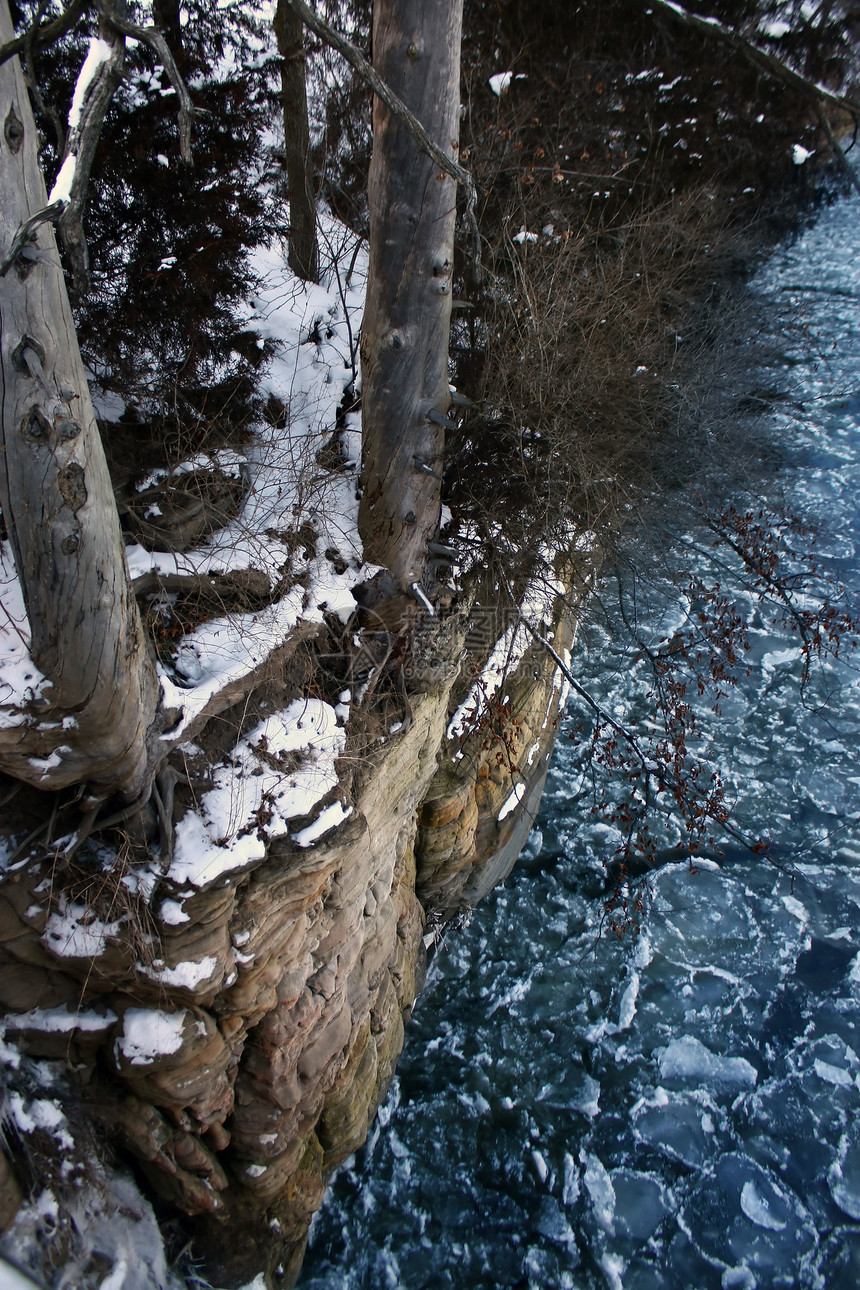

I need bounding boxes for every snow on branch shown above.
[6,0,199,289]
[52,11,126,288]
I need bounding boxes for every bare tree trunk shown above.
[358,0,462,589]
[275,0,318,284]
[0,0,157,801]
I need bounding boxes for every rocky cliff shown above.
[0,581,576,1288]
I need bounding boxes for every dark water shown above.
[299,199,860,1290]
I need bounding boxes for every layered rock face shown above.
[0,592,575,1287]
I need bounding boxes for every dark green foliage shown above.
[13,1,283,420]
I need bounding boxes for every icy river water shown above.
[298,198,860,1289]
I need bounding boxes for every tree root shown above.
[7,765,189,871]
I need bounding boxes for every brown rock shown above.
[0,1152,23,1235]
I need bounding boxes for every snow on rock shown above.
[138,956,221,992]
[115,1009,187,1066]
[292,800,353,848]
[448,573,563,744]
[157,586,306,740]
[793,144,813,165]
[167,697,347,887]
[124,219,373,747]
[8,1094,73,1150]
[42,901,121,960]
[498,782,526,822]
[158,897,190,926]
[2,1007,116,1035]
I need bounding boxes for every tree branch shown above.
[97,0,197,163]
[0,200,64,277]
[0,0,87,70]
[54,11,127,289]
[650,0,860,119]
[817,103,860,196]
[287,0,482,279]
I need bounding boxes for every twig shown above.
[817,105,860,196]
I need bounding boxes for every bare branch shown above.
[0,199,64,277]
[97,0,197,163]
[817,104,860,196]
[650,0,860,118]
[0,0,87,71]
[54,12,127,288]
[287,0,482,279]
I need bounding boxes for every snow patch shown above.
[116,1009,187,1066]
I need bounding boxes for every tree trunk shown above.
[275,0,318,284]
[358,0,462,588]
[0,0,157,801]
[151,0,184,57]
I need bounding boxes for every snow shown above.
[48,154,76,205]
[2,1007,116,1034]
[8,1094,72,1150]
[292,800,353,847]
[68,38,113,130]
[447,574,563,744]
[116,1009,186,1065]
[793,144,813,166]
[489,72,519,96]
[0,543,50,731]
[158,898,190,926]
[498,783,526,822]
[42,902,120,960]
[139,956,220,991]
[760,19,791,38]
[167,698,347,887]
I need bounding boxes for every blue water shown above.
[299,199,860,1289]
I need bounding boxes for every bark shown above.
[0,0,157,801]
[357,0,462,588]
[275,0,318,284]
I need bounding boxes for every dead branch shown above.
[0,0,87,70]
[650,0,860,118]
[97,0,197,163]
[55,7,127,289]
